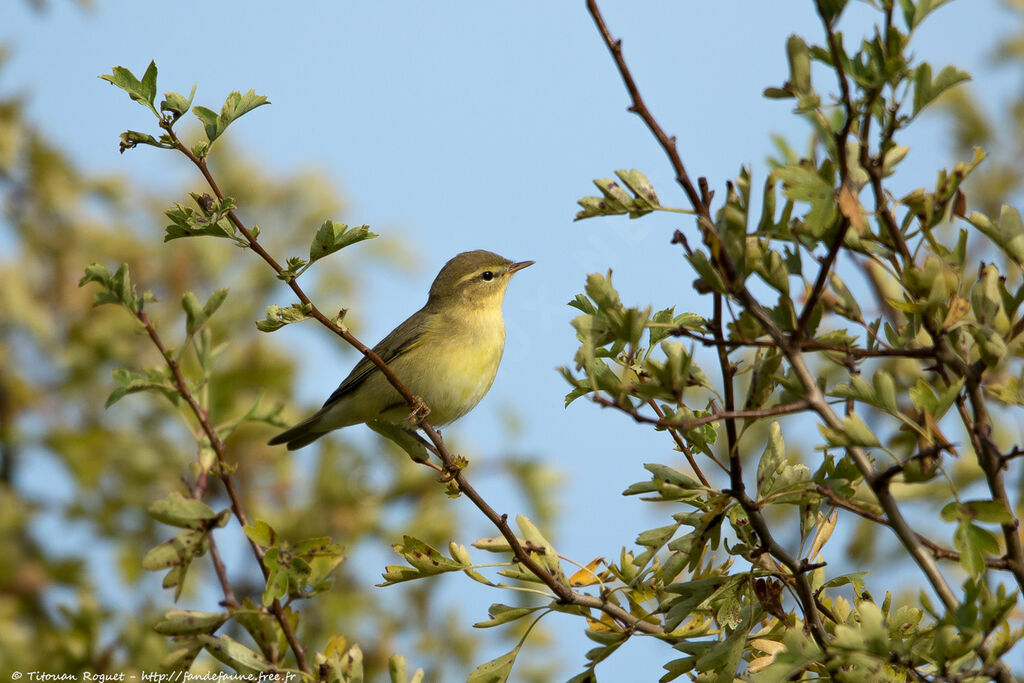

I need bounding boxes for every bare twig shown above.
[591,394,811,432]
[815,485,1012,570]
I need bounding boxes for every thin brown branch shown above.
[206,536,239,608]
[585,0,704,219]
[815,485,1012,570]
[136,310,308,672]
[187,477,239,608]
[672,325,936,359]
[591,389,811,432]
[795,3,870,341]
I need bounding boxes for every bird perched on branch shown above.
[269,249,534,450]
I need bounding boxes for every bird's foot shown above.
[408,395,431,425]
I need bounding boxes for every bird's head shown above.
[427,249,534,310]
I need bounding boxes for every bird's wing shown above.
[321,310,431,408]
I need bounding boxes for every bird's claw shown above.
[408,396,431,425]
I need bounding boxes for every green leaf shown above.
[105,367,177,408]
[183,288,229,337]
[649,307,676,347]
[615,168,661,215]
[517,514,566,581]
[636,523,679,550]
[198,634,270,675]
[79,262,150,312]
[255,302,313,332]
[663,577,727,630]
[467,645,520,683]
[473,604,542,629]
[193,89,270,146]
[697,624,750,683]
[154,610,229,636]
[912,63,970,117]
[786,35,812,93]
[900,0,955,30]
[954,521,999,577]
[100,61,159,116]
[164,202,238,243]
[829,273,862,321]
[262,563,289,605]
[379,536,464,586]
[308,221,377,265]
[161,84,197,119]
[941,500,1014,525]
[149,493,228,530]
[820,412,879,448]
[756,422,785,496]
[776,163,836,238]
[575,169,676,220]
[116,130,169,154]
[687,249,728,294]
[243,520,277,548]
[872,371,898,414]
[146,532,208,598]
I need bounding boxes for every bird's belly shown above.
[385,318,505,426]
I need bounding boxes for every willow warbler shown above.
[268,250,534,450]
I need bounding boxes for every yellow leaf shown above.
[569,557,605,587]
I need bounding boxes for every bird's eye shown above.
[480,271,494,281]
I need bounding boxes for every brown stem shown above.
[673,326,936,358]
[136,311,308,672]
[815,485,1011,570]
[207,536,239,608]
[592,394,812,432]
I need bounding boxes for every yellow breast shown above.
[384,307,506,425]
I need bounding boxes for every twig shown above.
[815,485,1012,570]
[136,311,308,672]
[591,393,811,431]
[187,477,240,608]
[672,316,937,358]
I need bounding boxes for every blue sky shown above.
[4,0,1020,680]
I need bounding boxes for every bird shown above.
[268,249,534,450]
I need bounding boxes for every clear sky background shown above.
[4,1,1020,680]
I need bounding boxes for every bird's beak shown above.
[507,260,535,275]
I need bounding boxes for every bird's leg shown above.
[407,395,431,425]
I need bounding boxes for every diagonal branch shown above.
[815,485,1012,570]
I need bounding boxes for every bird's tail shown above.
[267,411,329,450]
